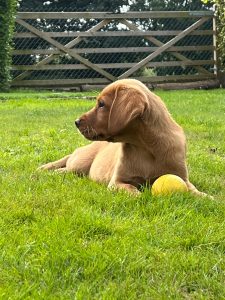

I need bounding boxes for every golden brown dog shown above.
[39,79,207,196]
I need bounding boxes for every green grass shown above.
[0,88,225,299]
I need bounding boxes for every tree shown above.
[19,0,129,12]
[130,0,210,11]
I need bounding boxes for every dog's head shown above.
[75,79,150,142]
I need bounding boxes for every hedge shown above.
[202,0,225,71]
[0,0,18,91]
[216,1,225,70]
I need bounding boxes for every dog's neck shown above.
[117,114,184,159]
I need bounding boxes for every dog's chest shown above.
[124,147,160,181]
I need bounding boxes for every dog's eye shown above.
[98,100,105,108]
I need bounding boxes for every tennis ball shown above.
[151,174,188,196]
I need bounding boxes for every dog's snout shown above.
[75,119,81,128]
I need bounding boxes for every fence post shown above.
[213,5,218,77]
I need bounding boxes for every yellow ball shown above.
[151,174,188,196]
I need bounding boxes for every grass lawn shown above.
[0,88,225,299]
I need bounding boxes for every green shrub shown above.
[202,0,225,71]
[0,0,18,91]
[216,1,225,70]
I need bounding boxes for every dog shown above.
[38,79,207,196]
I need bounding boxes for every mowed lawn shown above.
[0,88,225,299]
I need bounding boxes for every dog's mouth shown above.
[78,126,114,142]
[89,134,114,142]
[90,134,105,141]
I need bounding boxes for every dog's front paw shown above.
[200,192,214,200]
[37,162,55,171]
[108,182,141,195]
[191,189,214,200]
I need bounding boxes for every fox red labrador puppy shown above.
[39,79,207,196]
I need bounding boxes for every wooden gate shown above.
[12,11,216,88]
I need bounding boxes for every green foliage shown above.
[0,90,225,298]
[0,0,18,91]
[19,0,129,12]
[19,0,209,12]
[215,1,225,70]
[130,0,210,11]
[202,0,225,70]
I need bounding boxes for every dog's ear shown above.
[108,85,149,135]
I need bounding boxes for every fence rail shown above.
[12,10,217,88]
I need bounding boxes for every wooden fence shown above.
[12,11,217,88]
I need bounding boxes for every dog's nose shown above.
[75,119,81,128]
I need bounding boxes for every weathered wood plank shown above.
[137,74,216,83]
[12,78,111,86]
[12,60,215,71]
[13,49,61,55]
[155,79,220,90]
[14,30,214,38]
[12,46,215,56]
[11,74,216,87]
[16,11,214,20]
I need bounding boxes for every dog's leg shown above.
[66,142,107,175]
[108,181,141,195]
[186,180,212,198]
[38,142,105,175]
[37,155,70,171]
[54,167,67,173]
